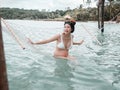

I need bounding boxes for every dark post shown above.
[97,0,105,33]
[101,0,105,33]
[0,17,9,90]
[97,0,102,29]
[98,5,100,29]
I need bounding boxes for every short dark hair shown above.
[64,20,76,33]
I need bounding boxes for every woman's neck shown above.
[63,33,71,39]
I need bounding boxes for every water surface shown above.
[2,20,120,90]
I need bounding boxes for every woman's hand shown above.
[27,38,35,44]
[79,40,84,45]
[80,40,84,44]
[73,40,84,45]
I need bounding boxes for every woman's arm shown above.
[73,40,84,45]
[28,34,60,45]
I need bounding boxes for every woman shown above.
[28,19,84,60]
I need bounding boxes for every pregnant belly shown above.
[54,49,68,57]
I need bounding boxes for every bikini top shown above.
[57,34,73,50]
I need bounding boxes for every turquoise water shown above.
[2,20,120,90]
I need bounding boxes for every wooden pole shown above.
[97,0,104,33]
[98,5,100,29]
[101,0,105,33]
[0,17,9,90]
[97,0,102,29]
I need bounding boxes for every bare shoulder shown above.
[53,33,61,39]
[47,34,61,42]
[56,33,61,37]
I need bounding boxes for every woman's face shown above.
[63,24,71,35]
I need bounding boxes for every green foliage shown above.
[0,2,119,21]
[0,8,66,20]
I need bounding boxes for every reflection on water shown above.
[2,20,120,90]
[54,59,74,90]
